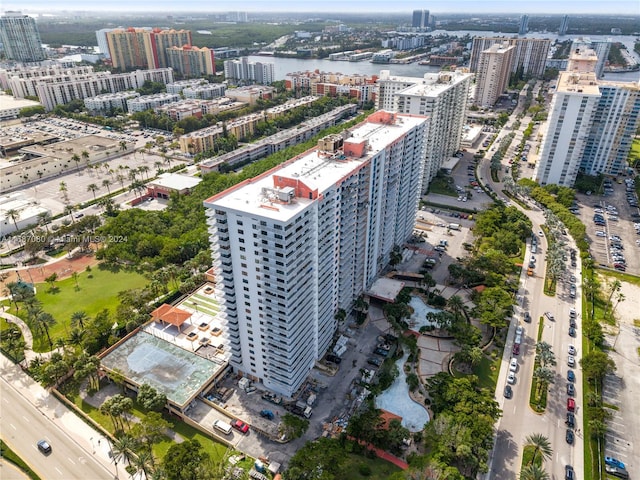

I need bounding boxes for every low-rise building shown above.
[0,94,42,120]
[183,83,226,100]
[84,91,140,114]
[127,93,180,113]
[0,192,51,235]
[225,85,275,105]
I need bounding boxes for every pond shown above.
[407,295,443,331]
[375,352,430,432]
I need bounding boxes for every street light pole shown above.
[105,437,120,480]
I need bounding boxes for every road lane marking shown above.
[67,457,75,464]
[9,423,16,430]
[22,416,30,423]
[55,467,62,475]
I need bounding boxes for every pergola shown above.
[150,304,192,332]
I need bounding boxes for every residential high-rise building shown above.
[519,15,529,35]
[559,15,569,36]
[412,9,429,30]
[203,111,427,397]
[224,57,275,85]
[470,37,551,78]
[581,81,640,177]
[377,70,472,188]
[474,44,515,108]
[0,11,46,63]
[166,45,216,77]
[105,28,191,70]
[534,71,601,186]
[95,28,115,59]
[571,38,610,79]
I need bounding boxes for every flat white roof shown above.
[205,114,426,222]
[0,94,41,111]
[150,173,201,191]
[367,277,405,303]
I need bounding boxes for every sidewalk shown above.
[0,354,129,480]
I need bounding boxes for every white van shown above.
[213,419,232,435]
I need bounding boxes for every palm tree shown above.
[154,161,163,175]
[446,295,468,323]
[116,174,126,190]
[87,183,99,201]
[110,433,137,466]
[119,140,128,152]
[4,208,21,232]
[524,433,553,465]
[535,342,556,368]
[71,311,88,329]
[37,211,51,234]
[71,153,81,171]
[139,165,150,180]
[520,463,550,480]
[81,150,90,168]
[35,311,56,349]
[102,178,112,195]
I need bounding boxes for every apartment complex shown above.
[535,49,640,186]
[412,9,430,30]
[105,28,192,70]
[571,38,610,79]
[518,15,529,35]
[203,111,427,397]
[12,66,175,111]
[127,93,180,113]
[0,12,46,63]
[166,45,216,77]
[470,37,551,78]
[559,15,570,36]
[156,97,244,122]
[224,57,275,85]
[0,64,95,98]
[474,44,515,108]
[84,91,141,114]
[377,70,472,188]
[285,70,377,103]
[534,71,601,186]
[183,83,226,100]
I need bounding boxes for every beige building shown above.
[106,28,191,70]
[474,44,515,107]
[470,37,551,78]
[166,45,216,78]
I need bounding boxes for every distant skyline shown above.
[3,0,640,15]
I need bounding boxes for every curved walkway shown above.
[0,306,61,363]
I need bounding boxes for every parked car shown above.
[566,429,574,444]
[512,343,520,355]
[569,318,577,328]
[568,345,576,355]
[507,372,516,384]
[37,440,52,454]
[545,312,555,321]
[523,312,531,323]
[565,412,575,428]
[509,358,518,372]
[326,354,342,364]
[569,327,576,337]
[565,465,575,480]
[567,383,575,396]
[503,385,513,398]
[259,410,274,420]
[605,466,629,479]
[232,420,250,433]
[568,356,576,367]
[367,357,382,367]
[374,348,389,357]
[605,457,626,469]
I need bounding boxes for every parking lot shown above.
[576,177,640,275]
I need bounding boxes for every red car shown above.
[232,420,250,433]
[512,344,520,355]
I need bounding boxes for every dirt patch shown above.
[1,253,100,287]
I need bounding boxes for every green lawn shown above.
[9,266,147,351]
[336,453,401,480]
[428,174,458,197]
[454,353,500,391]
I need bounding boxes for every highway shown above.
[479,86,585,480]
[0,354,121,480]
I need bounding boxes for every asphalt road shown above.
[477,86,585,479]
[0,355,122,480]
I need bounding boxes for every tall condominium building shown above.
[95,28,115,59]
[581,81,640,177]
[470,37,551,78]
[203,111,427,397]
[166,45,216,77]
[534,71,601,186]
[412,9,429,30]
[571,38,610,79]
[0,12,46,63]
[519,15,529,35]
[474,44,515,108]
[224,57,275,85]
[559,15,569,36]
[106,28,192,70]
[377,70,472,188]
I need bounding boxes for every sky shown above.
[4,0,640,15]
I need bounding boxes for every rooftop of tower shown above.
[204,111,426,222]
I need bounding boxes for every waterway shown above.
[249,29,640,83]
[374,352,430,432]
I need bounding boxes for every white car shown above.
[509,358,518,372]
[595,231,606,237]
[568,345,576,355]
[515,325,524,336]
[568,356,576,367]
[507,372,516,384]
